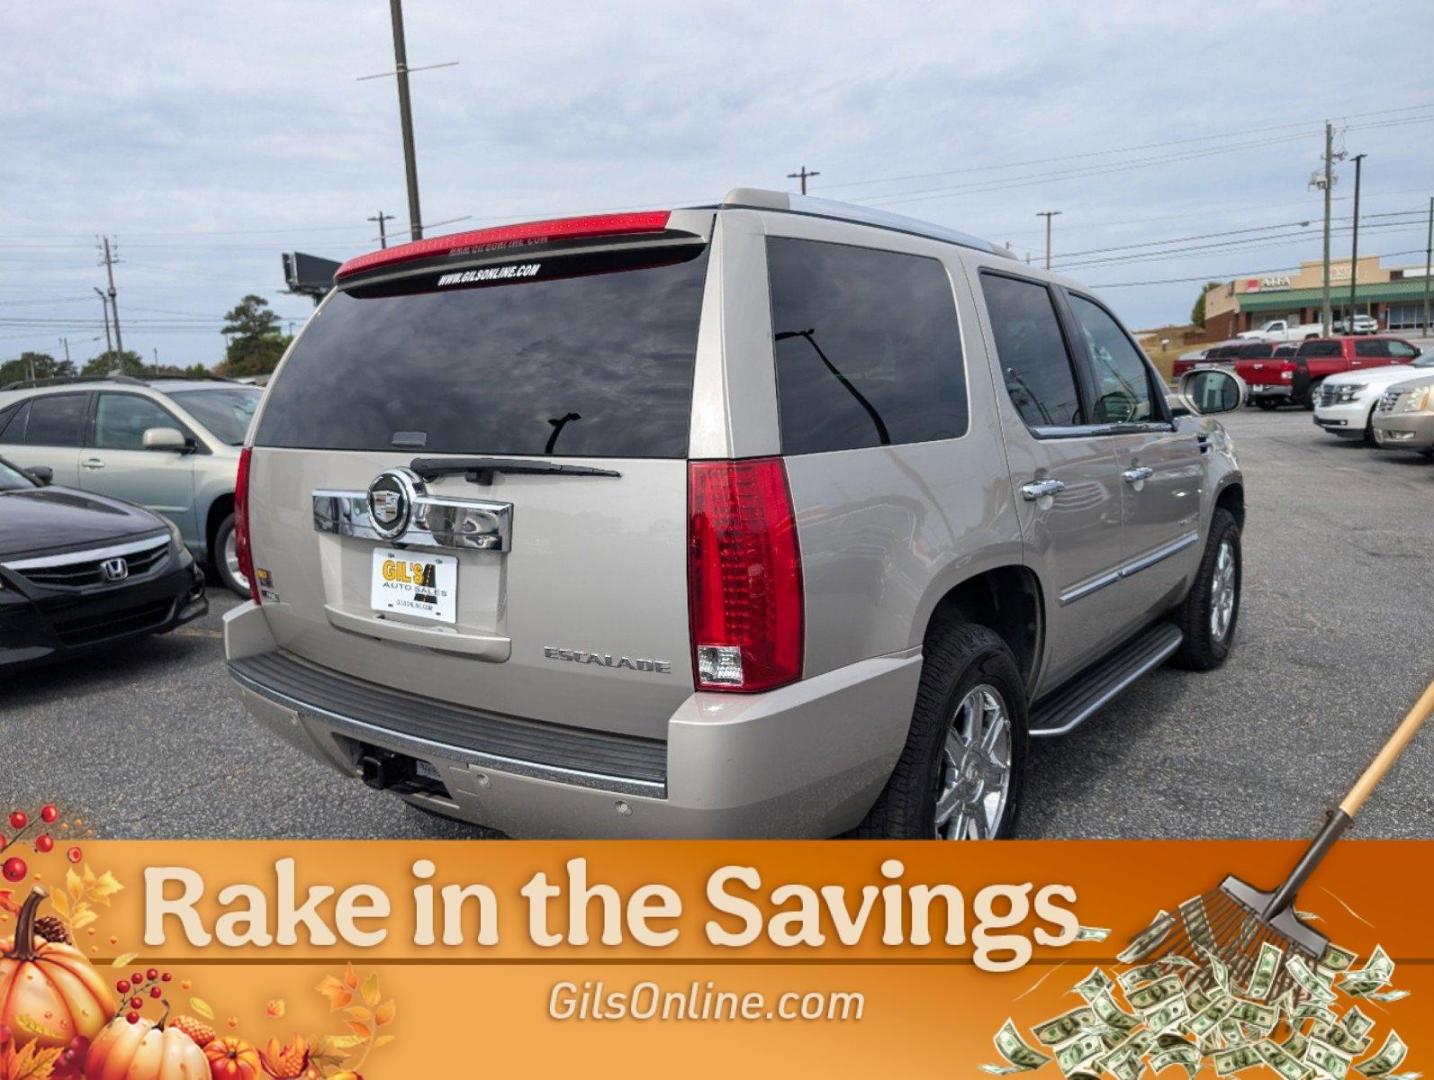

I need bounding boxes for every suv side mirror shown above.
[24,465,53,486]
[1177,369,1245,416]
[142,426,188,452]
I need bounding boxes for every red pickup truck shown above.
[1237,336,1421,410]
[1173,340,1295,380]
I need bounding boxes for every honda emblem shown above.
[101,557,129,583]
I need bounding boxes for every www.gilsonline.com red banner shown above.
[0,837,1426,1078]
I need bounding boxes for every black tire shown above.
[211,513,249,598]
[1255,399,1278,411]
[1364,404,1379,446]
[1303,379,1323,411]
[1170,508,1241,671]
[855,622,1027,840]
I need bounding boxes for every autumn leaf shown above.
[2,1041,64,1080]
[344,1020,371,1040]
[342,1006,371,1025]
[320,1035,365,1052]
[65,869,83,904]
[265,999,286,1019]
[47,891,69,920]
[71,908,98,931]
[111,952,138,968]
[342,963,358,990]
[315,975,353,1011]
[360,972,381,1008]
[373,999,395,1027]
[87,869,124,905]
[373,1034,396,1049]
[190,997,215,1020]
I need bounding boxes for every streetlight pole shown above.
[1037,211,1062,270]
[1347,153,1365,330]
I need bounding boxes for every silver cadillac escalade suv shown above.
[224,189,1247,839]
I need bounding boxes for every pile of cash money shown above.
[983,902,1414,1080]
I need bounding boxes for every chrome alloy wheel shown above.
[934,684,1012,840]
[1210,539,1236,643]
[224,528,249,591]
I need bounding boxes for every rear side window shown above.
[767,238,966,454]
[1298,341,1342,358]
[980,273,1083,428]
[256,249,710,458]
[0,402,25,441]
[23,394,87,447]
[1354,340,1388,358]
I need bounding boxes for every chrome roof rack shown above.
[719,188,1017,259]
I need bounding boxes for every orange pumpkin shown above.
[0,887,115,1050]
[85,1014,209,1080]
[204,1036,262,1080]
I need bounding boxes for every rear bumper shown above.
[0,554,206,670]
[223,601,921,838]
[1247,384,1292,399]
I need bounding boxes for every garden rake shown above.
[1136,677,1434,1002]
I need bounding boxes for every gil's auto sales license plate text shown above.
[371,548,457,624]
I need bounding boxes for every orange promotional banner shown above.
[0,838,1428,1078]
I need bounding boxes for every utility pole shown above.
[1424,195,1433,336]
[368,210,395,248]
[152,347,160,372]
[787,166,820,195]
[93,287,113,355]
[99,236,124,355]
[1311,121,1344,335]
[390,0,423,241]
[59,337,70,364]
[1347,153,1365,330]
[1037,210,1062,270]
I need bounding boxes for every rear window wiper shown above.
[409,456,621,486]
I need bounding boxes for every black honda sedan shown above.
[0,454,207,669]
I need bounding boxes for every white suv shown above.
[1313,347,1431,443]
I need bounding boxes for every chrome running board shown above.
[1029,622,1183,738]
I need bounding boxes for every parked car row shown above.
[1176,336,1423,412]
[0,375,262,596]
[1314,351,1434,452]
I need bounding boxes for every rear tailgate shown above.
[244,214,714,742]
[1234,357,1292,392]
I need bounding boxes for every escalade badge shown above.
[366,468,425,540]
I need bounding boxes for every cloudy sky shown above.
[3,1,1431,368]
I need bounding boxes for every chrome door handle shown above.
[1020,479,1066,501]
[1122,467,1153,484]
[81,458,105,470]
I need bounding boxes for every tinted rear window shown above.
[1237,343,1274,357]
[255,249,710,458]
[768,238,966,454]
[1298,341,1342,357]
[24,393,88,447]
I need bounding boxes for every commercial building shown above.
[1201,256,1433,339]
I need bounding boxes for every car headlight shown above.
[1400,387,1431,412]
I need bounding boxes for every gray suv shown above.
[0,376,262,596]
[224,190,1246,838]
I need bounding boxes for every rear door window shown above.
[1355,340,1388,358]
[980,273,1084,429]
[255,248,710,458]
[23,393,88,447]
[1298,341,1342,358]
[0,401,27,441]
[767,238,966,454]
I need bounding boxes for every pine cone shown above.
[33,915,70,944]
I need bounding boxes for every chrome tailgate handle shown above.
[1020,479,1066,501]
[313,490,512,553]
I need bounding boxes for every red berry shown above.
[146,967,158,981]
[116,980,130,994]
[131,972,143,985]
[8,811,25,831]
[66,846,82,863]
[161,972,172,982]
[35,835,53,853]
[129,997,143,1010]
[40,805,58,824]
[1,857,25,882]
[150,986,162,999]
[126,1012,139,1024]
[0,834,6,850]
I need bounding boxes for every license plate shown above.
[1252,385,1269,392]
[371,548,457,624]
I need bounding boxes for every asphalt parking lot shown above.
[3,407,1431,840]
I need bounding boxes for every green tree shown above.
[216,294,291,378]
[1191,282,1221,329]
[82,349,146,377]
[0,351,74,386]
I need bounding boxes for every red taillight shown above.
[234,446,260,605]
[335,211,673,281]
[687,458,804,693]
